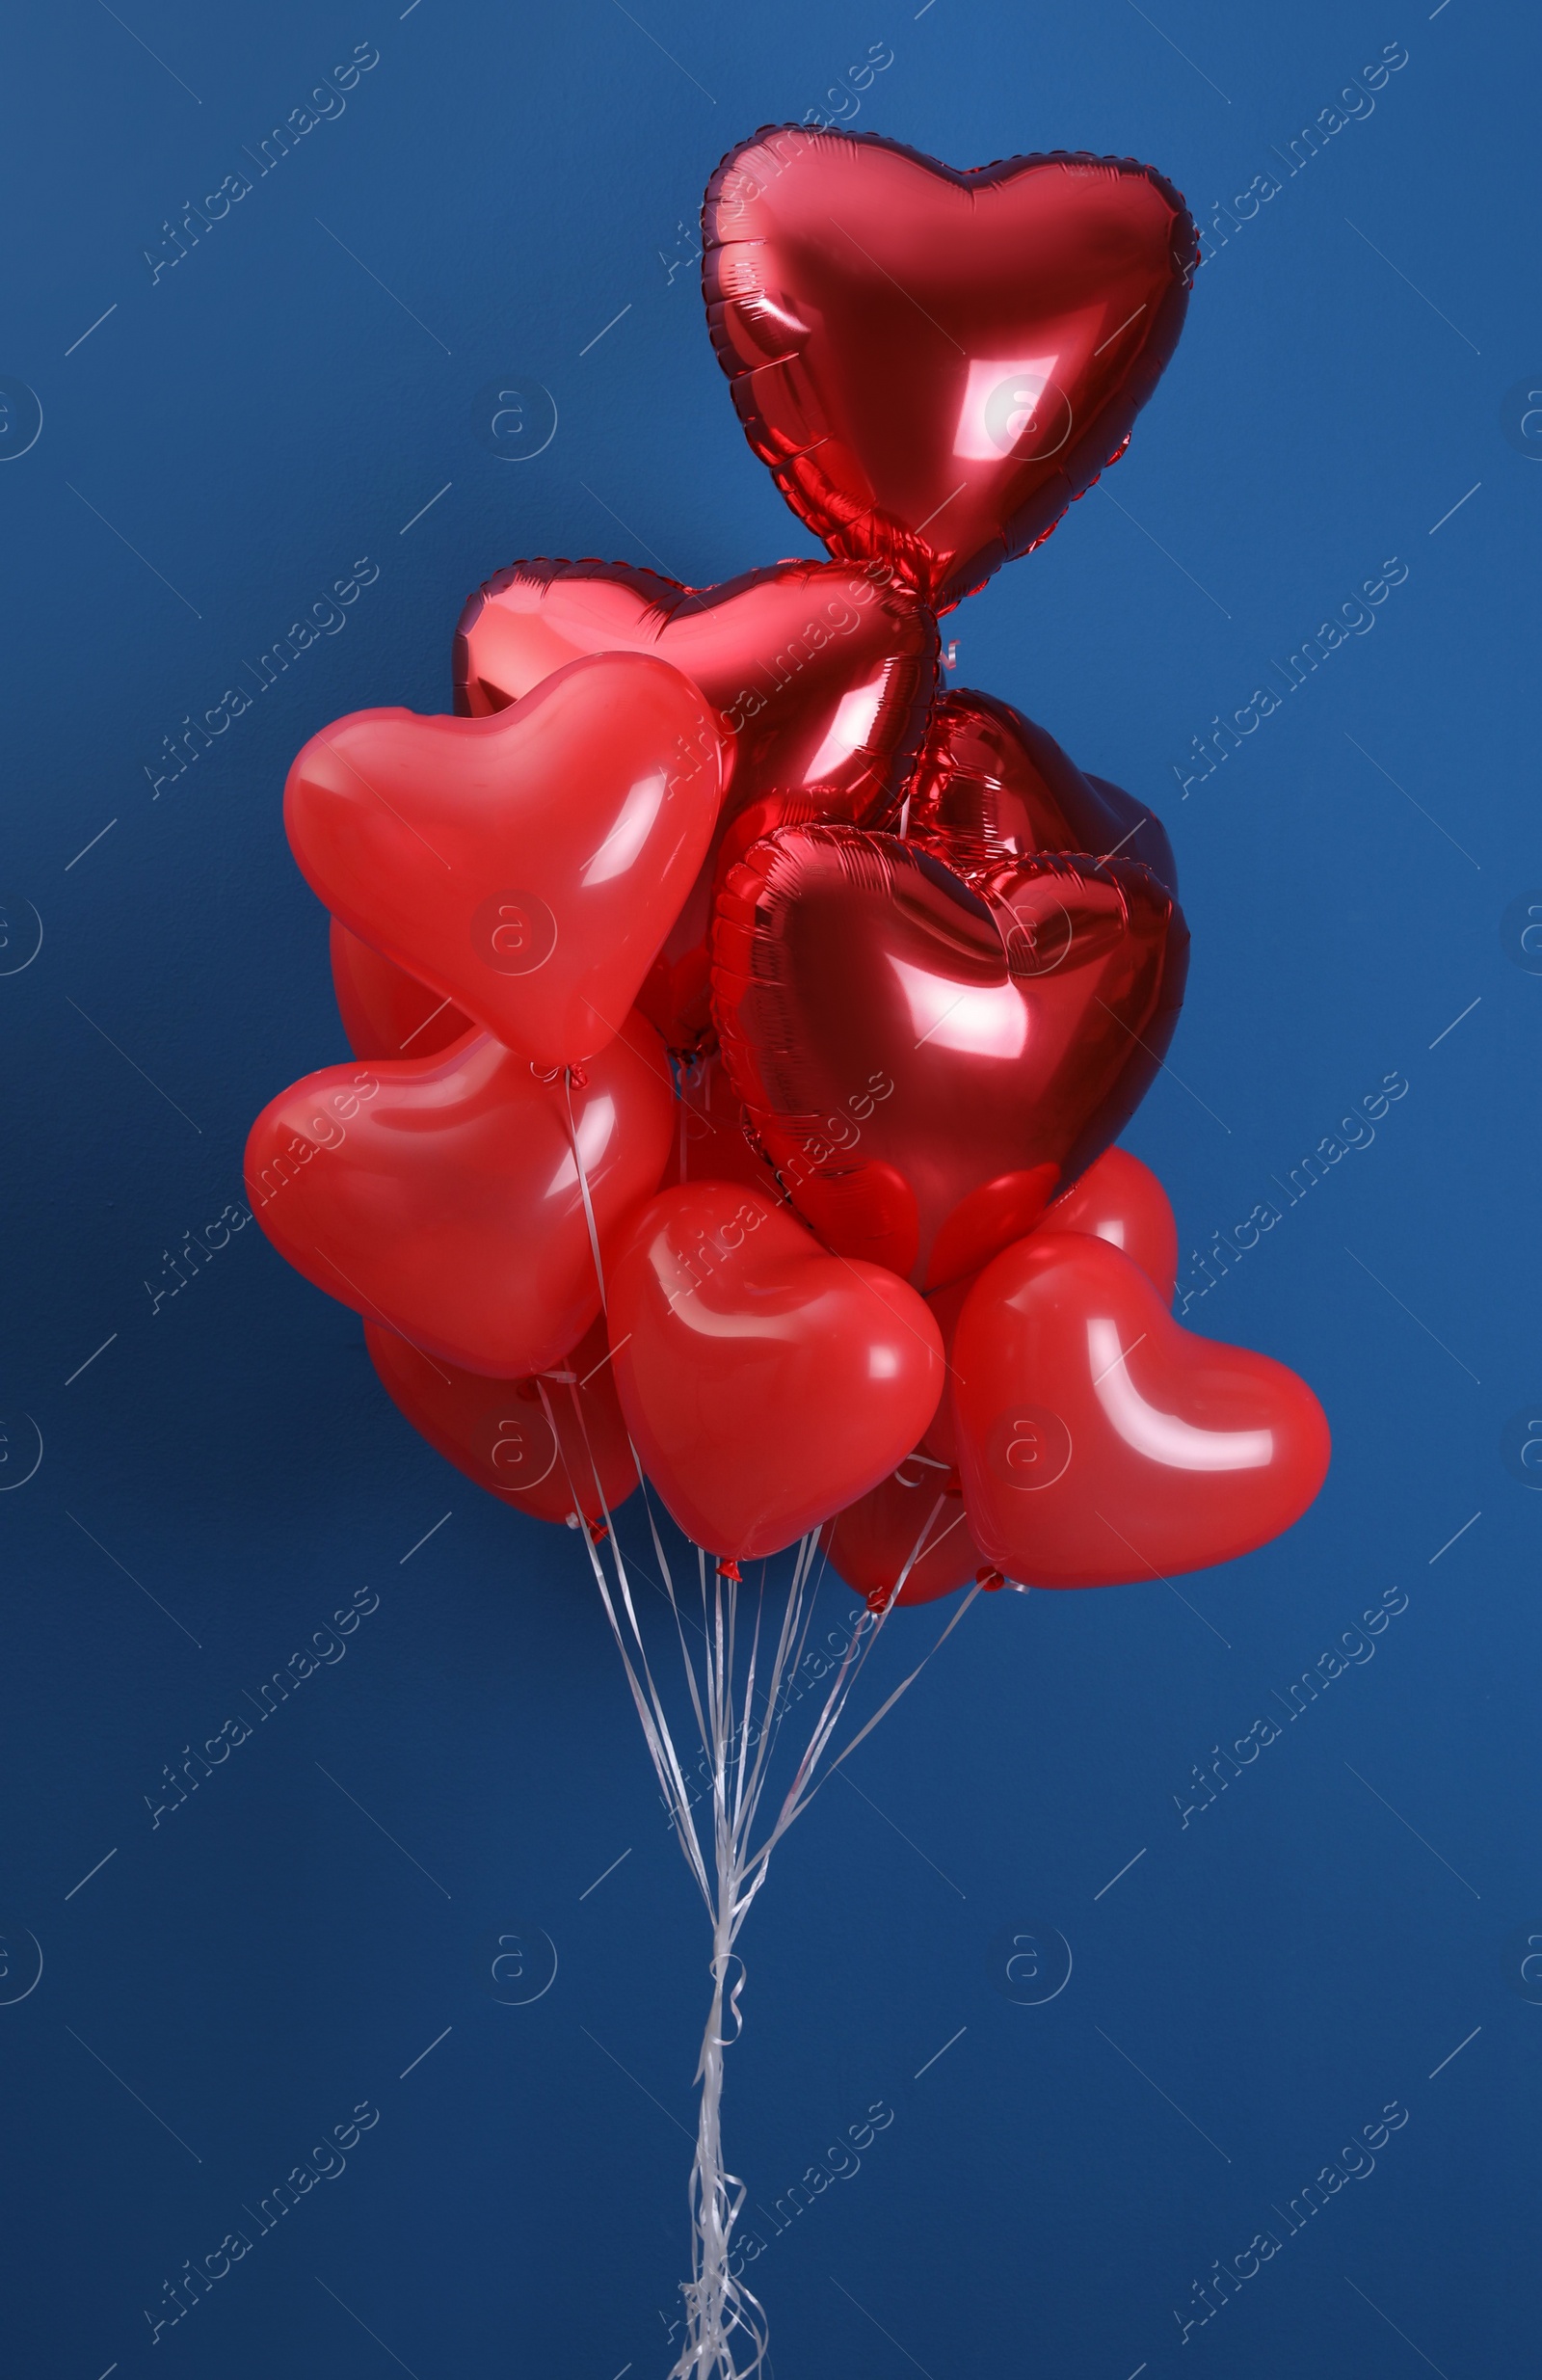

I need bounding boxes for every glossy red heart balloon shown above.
[365,1314,636,1526]
[712,825,1186,1290]
[244,1012,674,1377]
[953,1232,1330,1588]
[608,1182,944,1559]
[330,921,469,1062]
[919,1144,1179,1465]
[1041,1146,1179,1303]
[821,1457,989,1611]
[907,690,1178,899]
[658,1049,781,1200]
[704,128,1198,610]
[454,559,938,1047]
[284,652,723,1067]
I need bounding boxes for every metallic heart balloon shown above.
[244,1013,674,1378]
[953,1232,1330,1588]
[906,689,1178,899]
[919,1144,1180,1465]
[821,1457,988,1611]
[365,1314,636,1527]
[607,1182,944,1560]
[284,651,723,1068]
[712,825,1187,1291]
[454,558,938,1047]
[330,920,470,1062]
[703,128,1198,610]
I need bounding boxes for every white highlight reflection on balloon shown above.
[1086,1318,1272,1472]
[581,770,667,887]
[952,354,1059,461]
[891,957,1027,1057]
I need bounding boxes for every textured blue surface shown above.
[2,1,1536,2372]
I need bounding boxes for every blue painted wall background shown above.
[2,1,1536,2373]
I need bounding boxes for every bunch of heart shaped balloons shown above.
[247,125,1330,1608]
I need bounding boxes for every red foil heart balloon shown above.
[365,1315,636,1526]
[454,559,938,1046]
[953,1232,1330,1587]
[703,128,1198,610]
[712,826,1187,1290]
[330,921,469,1062]
[821,1457,988,1611]
[244,1013,674,1377]
[919,1144,1179,1465]
[284,652,723,1068]
[608,1182,944,1559]
[907,690,1178,899]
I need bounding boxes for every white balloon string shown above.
[564,1065,608,1311]
[546,1069,981,2372]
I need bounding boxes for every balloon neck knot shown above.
[715,1560,743,1583]
[943,1465,963,1496]
[568,1064,589,1090]
[588,1519,610,1546]
[975,1565,1006,1591]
